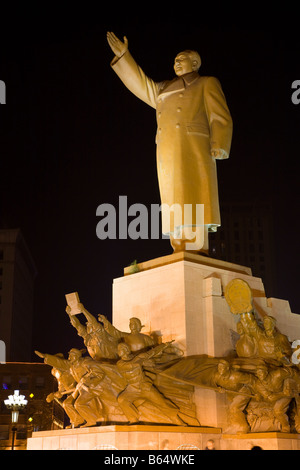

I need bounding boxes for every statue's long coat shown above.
[111,51,233,233]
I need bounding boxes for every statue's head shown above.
[117,342,131,359]
[129,317,143,333]
[217,359,230,375]
[68,348,85,362]
[256,365,268,380]
[174,50,201,76]
[263,316,276,336]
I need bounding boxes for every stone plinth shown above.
[221,432,300,450]
[28,254,300,450]
[26,425,221,450]
[112,253,300,429]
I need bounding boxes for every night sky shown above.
[0,6,299,359]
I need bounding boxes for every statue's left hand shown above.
[211,149,228,160]
[35,350,45,358]
[66,305,71,315]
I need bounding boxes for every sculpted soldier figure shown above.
[36,348,119,427]
[116,342,191,425]
[213,359,255,433]
[35,351,76,408]
[98,315,155,353]
[253,365,296,433]
[107,32,233,254]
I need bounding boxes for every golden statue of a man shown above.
[107,32,233,254]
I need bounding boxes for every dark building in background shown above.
[0,362,64,450]
[210,202,275,297]
[0,229,37,361]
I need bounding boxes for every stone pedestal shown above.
[27,426,300,451]
[27,253,300,450]
[221,432,300,450]
[26,425,221,450]
[112,253,300,429]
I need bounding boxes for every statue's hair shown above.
[129,317,142,325]
[184,50,202,71]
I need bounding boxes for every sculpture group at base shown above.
[36,300,198,428]
[36,280,300,434]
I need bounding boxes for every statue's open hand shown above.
[35,350,45,358]
[107,32,128,58]
[98,314,108,325]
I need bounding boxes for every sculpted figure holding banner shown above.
[67,303,119,360]
[107,32,233,254]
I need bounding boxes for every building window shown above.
[18,376,28,390]
[35,377,45,389]
[0,425,9,440]
[16,426,28,440]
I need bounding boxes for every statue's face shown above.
[257,368,268,380]
[68,350,80,362]
[118,343,131,358]
[129,318,141,333]
[174,52,194,76]
[218,361,229,375]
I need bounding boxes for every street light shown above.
[4,390,28,450]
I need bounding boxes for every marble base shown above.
[26,425,221,450]
[112,253,300,429]
[221,432,300,450]
[26,425,300,450]
[28,255,300,450]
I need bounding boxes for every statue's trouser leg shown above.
[227,394,250,433]
[118,386,183,425]
[74,390,101,425]
[273,397,291,432]
[294,396,300,432]
[63,394,85,427]
[117,390,140,423]
[170,226,209,254]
